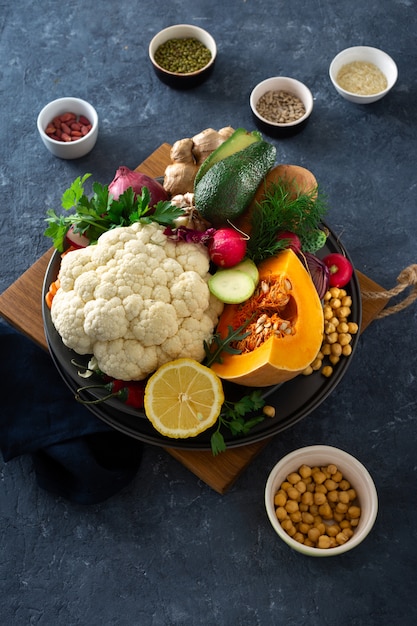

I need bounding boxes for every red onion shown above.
[108,166,168,206]
[302,251,330,300]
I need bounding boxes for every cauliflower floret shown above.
[51,222,224,380]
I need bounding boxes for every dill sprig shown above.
[246,182,329,264]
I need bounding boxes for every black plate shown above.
[42,225,362,450]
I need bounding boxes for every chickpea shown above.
[274,490,287,507]
[275,463,360,549]
[342,344,352,357]
[326,331,338,344]
[324,321,336,334]
[326,523,341,537]
[336,502,349,514]
[313,470,327,485]
[336,531,349,545]
[347,505,361,519]
[332,470,343,482]
[298,465,311,479]
[348,322,359,334]
[321,365,333,377]
[337,322,349,333]
[327,490,339,503]
[338,333,352,346]
[290,511,302,524]
[308,527,321,543]
[285,499,299,514]
[318,503,333,520]
[295,480,307,494]
[311,358,323,371]
[317,535,332,549]
[287,487,301,501]
[314,492,327,506]
[336,306,351,318]
[301,511,315,525]
[342,295,352,307]
[329,287,341,299]
[287,472,301,484]
[331,343,342,357]
[324,479,339,491]
[323,305,333,320]
[339,491,350,504]
[347,488,357,501]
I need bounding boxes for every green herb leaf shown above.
[247,182,328,264]
[210,430,227,456]
[210,389,267,455]
[44,174,185,251]
[203,318,256,367]
[61,174,92,210]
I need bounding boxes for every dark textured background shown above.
[1,1,416,624]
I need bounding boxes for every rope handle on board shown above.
[361,264,417,319]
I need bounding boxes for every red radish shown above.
[207,228,247,268]
[276,230,302,253]
[108,166,168,206]
[322,253,353,287]
[65,225,90,249]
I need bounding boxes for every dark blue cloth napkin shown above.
[0,320,143,504]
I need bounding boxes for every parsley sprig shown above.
[45,173,184,251]
[210,390,266,455]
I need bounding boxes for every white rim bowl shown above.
[149,24,217,77]
[250,77,313,129]
[265,445,378,556]
[37,97,98,159]
[329,46,398,104]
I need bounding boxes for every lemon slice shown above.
[144,358,225,439]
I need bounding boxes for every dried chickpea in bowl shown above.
[265,446,378,556]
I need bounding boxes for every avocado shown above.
[194,141,276,228]
[194,128,262,187]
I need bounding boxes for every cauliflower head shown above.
[51,222,223,380]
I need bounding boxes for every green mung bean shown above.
[154,38,212,74]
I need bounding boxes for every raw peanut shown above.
[60,112,76,122]
[44,112,93,143]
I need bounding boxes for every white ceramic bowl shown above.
[37,97,99,159]
[250,77,313,138]
[149,24,217,89]
[265,445,378,556]
[329,46,398,104]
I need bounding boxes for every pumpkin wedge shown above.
[211,249,324,387]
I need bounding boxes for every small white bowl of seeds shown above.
[250,76,313,137]
[329,46,398,104]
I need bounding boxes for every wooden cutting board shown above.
[0,144,388,493]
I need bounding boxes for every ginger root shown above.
[163,127,235,196]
